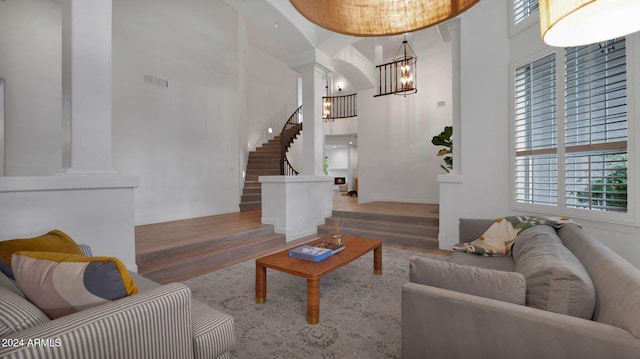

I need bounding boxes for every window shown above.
[513,0,538,24]
[564,39,628,212]
[513,38,628,214]
[514,53,557,205]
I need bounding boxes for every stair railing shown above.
[280,106,303,175]
[283,157,299,176]
[322,93,357,120]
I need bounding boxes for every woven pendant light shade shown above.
[289,0,480,36]
[540,0,640,47]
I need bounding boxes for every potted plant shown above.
[431,126,452,173]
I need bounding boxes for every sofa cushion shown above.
[558,223,640,338]
[512,225,595,319]
[0,282,50,336]
[0,230,83,270]
[409,255,526,305]
[12,251,138,319]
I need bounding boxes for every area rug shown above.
[184,246,447,359]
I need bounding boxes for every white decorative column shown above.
[438,18,462,178]
[437,18,464,251]
[298,63,328,176]
[60,0,115,174]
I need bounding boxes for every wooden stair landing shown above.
[318,199,440,251]
[135,211,285,284]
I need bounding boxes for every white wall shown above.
[0,0,62,176]
[112,0,298,225]
[112,0,242,225]
[438,0,511,249]
[246,45,298,152]
[325,144,348,179]
[358,40,453,204]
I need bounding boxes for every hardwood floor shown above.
[332,192,440,218]
[135,192,449,283]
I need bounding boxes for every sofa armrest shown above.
[0,283,194,359]
[402,282,640,359]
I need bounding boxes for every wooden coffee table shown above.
[255,235,382,324]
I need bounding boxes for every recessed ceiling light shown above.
[273,23,279,29]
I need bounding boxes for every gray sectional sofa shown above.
[0,250,234,359]
[402,218,640,359]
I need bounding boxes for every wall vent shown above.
[143,74,168,88]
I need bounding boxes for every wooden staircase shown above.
[317,208,439,251]
[239,107,302,212]
[239,137,282,211]
[136,211,286,284]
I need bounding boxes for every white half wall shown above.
[260,175,333,241]
[0,176,138,271]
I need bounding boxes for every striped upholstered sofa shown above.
[0,245,234,359]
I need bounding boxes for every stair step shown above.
[240,201,261,211]
[254,148,280,153]
[324,216,438,237]
[137,225,276,268]
[254,150,280,155]
[243,187,261,195]
[317,225,438,251]
[246,169,278,174]
[139,234,286,284]
[332,209,439,227]
[241,193,261,202]
[243,181,261,188]
[245,173,279,178]
[246,163,279,169]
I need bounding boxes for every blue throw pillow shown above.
[0,258,14,280]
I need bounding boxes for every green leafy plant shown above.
[431,126,453,173]
[575,154,627,210]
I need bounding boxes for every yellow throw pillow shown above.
[0,230,83,268]
[12,251,138,319]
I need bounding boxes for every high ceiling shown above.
[222,0,449,147]
[223,0,444,68]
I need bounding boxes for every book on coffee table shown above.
[314,241,345,254]
[288,246,333,262]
